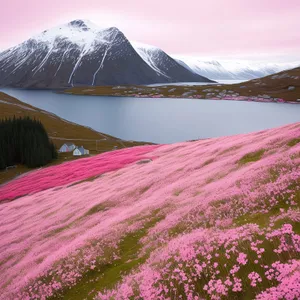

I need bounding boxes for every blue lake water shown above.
[2,88,300,144]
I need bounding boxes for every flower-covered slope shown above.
[0,145,159,202]
[0,123,299,300]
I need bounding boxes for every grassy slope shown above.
[0,122,299,299]
[64,67,300,103]
[0,92,151,184]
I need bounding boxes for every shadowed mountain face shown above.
[0,20,212,89]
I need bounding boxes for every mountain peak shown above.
[31,20,122,44]
[67,19,94,31]
[30,20,106,47]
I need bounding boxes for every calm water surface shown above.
[2,88,300,144]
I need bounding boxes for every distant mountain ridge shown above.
[0,20,212,89]
[173,56,300,80]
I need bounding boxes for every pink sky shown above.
[1,0,300,60]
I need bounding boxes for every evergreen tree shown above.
[0,116,58,170]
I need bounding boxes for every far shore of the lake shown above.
[62,81,300,104]
[62,91,300,104]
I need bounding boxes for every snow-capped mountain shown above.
[0,20,211,89]
[173,56,300,81]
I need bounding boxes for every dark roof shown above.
[78,146,85,155]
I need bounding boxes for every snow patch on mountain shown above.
[32,20,107,48]
[131,41,159,51]
[132,42,169,78]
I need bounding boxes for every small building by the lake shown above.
[73,146,89,156]
[59,143,76,153]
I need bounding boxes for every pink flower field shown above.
[0,123,299,300]
[0,145,159,202]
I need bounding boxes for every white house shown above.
[59,143,76,153]
[73,146,89,156]
[73,148,82,156]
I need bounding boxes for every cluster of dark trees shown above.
[0,116,57,170]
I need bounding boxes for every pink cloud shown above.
[1,0,300,58]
